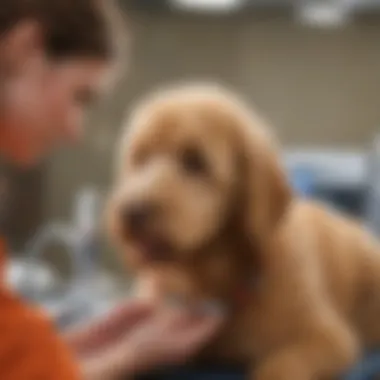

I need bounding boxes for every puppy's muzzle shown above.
[121,202,158,235]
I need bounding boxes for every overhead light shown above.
[296,1,352,28]
[170,0,244,13]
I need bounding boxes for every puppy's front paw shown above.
[253,350,310,380]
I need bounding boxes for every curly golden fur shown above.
[107,84,380,380]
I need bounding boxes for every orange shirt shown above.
[0,237,81,379]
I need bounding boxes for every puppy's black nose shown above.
[122,203,156,232]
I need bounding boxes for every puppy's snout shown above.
[121,203,157,233]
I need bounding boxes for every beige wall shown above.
[46,12,380,223]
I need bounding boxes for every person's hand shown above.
[66,300,155,355]
[80,302,225,379]
[123,305,225,374]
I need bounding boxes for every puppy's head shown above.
[107,84,292,269]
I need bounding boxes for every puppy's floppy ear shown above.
[237,115,292,246]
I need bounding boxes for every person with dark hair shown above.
[0,1,224,379]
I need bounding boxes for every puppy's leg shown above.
[252,320,358,380]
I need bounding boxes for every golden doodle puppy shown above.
[107,84,380,380]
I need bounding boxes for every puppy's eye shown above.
[180,147,207,175]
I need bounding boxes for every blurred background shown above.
[3,0,380,328]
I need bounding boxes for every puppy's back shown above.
[286,200,380,345]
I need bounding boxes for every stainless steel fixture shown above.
[6,187,125,330]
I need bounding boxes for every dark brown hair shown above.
[0,0,123,60]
